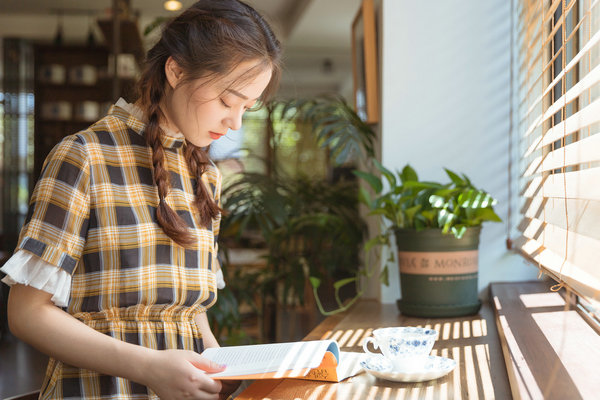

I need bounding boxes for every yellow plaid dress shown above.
[15,105,222,398]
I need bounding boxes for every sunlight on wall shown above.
[379,0,539,304]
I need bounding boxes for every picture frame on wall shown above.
[352,0,379,124]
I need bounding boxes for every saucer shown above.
[360,354,456,382]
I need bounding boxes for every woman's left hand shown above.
[194,313,241,399]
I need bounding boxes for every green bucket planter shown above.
[395,227,482,317]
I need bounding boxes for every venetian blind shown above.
[516,0,600,303]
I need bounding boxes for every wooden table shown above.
[237,300,511,399]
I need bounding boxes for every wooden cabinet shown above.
[33,44,136,181]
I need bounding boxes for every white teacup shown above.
[362,327,438,371]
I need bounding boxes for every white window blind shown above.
[516,0,600,304]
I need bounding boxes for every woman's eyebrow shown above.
[226,88,258,101]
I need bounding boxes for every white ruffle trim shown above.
[0,250,72,307]
[216,268,225,290]
[0,250,225,308]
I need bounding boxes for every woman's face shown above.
[163,59,273,147]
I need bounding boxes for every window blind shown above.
[515,0,600,304]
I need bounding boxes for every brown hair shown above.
[136,0,282,247]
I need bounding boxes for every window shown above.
[1,39,34,252]
[515,0,600,316]
[211,103,329,187]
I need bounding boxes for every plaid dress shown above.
[15,105,222,399]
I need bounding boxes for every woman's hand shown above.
[192,312,240,399]
[7,284,228,399]
[144,349,226,400]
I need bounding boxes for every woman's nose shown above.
[227,108,244,131]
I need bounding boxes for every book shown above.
[201,340,364,382]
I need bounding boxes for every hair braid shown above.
[184,143,222,227]
[146,85,197,247]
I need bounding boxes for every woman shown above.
[1,0,281,398]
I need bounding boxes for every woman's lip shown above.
[209,131,225,140]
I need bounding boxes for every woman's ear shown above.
[165,56,184,89]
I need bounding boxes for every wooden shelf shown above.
[37,77,136,87]
[33,44,135,182]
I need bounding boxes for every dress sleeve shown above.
[11,134,90,292]
[1,250,72,307]
[211,163,225,289]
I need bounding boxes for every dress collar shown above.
[109,98,185,149]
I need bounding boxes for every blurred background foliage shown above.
[207,98,375,344]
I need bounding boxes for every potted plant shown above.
[356,162,502,317]
[257,96,502,318]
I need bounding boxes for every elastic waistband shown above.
[73,305,204,323]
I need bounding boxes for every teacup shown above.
[362,327,437,371]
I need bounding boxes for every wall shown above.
[378,0,539,303]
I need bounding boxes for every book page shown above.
[337,351,364,381]
[202,340,339,378]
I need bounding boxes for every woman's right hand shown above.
[144,349,226,400]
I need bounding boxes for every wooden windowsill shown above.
[491,281,600,400]
[238,299,512,399]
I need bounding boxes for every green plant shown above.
[215,97,378,323]
[284,98,503,314]
[206,282,249,345]
[279,95,376,164]
[221,172,365,309]
[353,162,501,287]
[356,162,502,240]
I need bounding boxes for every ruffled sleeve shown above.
[215,265,225,290]
[13,134,89,281]
[1,249,72,307]
[3,134,90,307]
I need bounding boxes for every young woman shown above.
[0,1,281,398]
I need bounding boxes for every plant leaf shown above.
[309,276,322,289]
[451,225,467,238]
[429,195,447,208]
[445,168,465,186]
[354,170,383,193]
[333,277,357,291]
[358,186,373,208]
[379,266,389,286]
[364,235,387,252]
[404,204,422,226]
[373,159,397,188]
[400,164,418,183]
[473,207,503,222]
[421,209,437,224]
[438,209,457,232]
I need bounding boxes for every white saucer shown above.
[360,354,456,382]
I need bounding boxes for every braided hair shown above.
[136,0,281,247]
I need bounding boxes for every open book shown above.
[201,340,363,382]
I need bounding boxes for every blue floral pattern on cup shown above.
[363,327,438,360]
